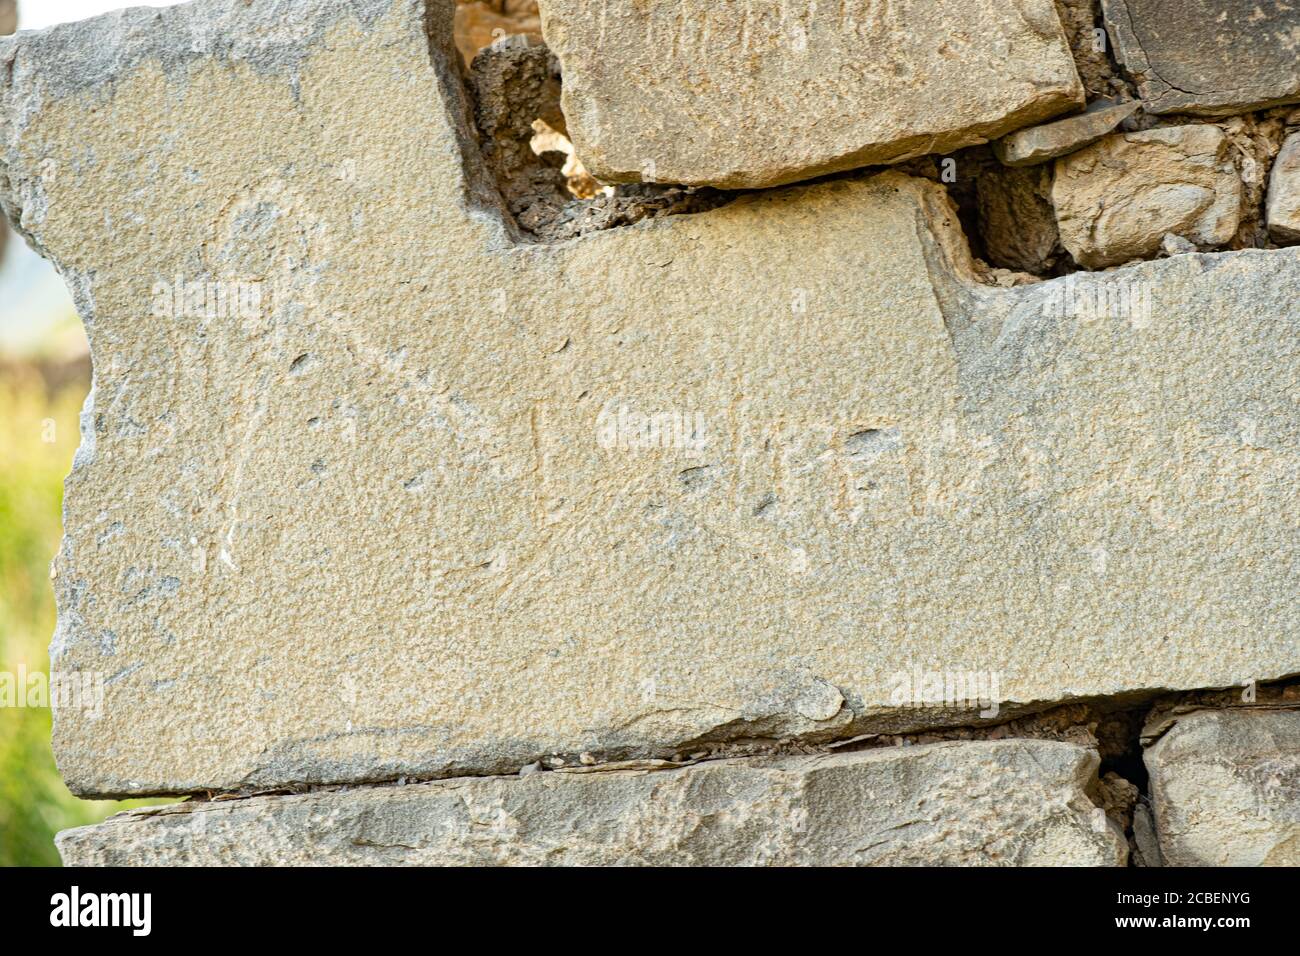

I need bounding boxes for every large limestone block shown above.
[536,0,1084,189]
[1053,126,1243,268]
[56,741,1126,865]
[1266,132,1300,245]
[1,0,1297,798]
[1103,0,1300,116]
[1145,709,1300,866]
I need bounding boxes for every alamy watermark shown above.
[1041,275,1153,329]
[50,887,151,936]
[888,663,1001,718]
[596,403,710,454]
[0,665,103,718]
[151,275,264,321]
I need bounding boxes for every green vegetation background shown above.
[0,366,166,866]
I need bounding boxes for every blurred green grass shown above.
[0,363,168,866]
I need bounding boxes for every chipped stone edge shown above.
[54,738,1129,866]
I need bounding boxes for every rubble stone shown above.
[976,164,1061,274]
[1052,125,1243,267]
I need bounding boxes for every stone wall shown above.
[0,0,1296,866]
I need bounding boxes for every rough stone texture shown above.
[975,164,1061,274]
[1266,132,1300,244]
[1145,709,1300,866]
[1054,0,1130,102]
[2,0,1297,798]
[0,0,12,266]
[1102,0,1300,116]
[1053,125,1243,267]
[537,0,1085,189]
[1131,799,1162,866]
[994,98,1139,167]
[57,740,1126,865]
[454,0,540,66]
[1223,112,1287,250]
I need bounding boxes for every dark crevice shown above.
[464,34,734,243]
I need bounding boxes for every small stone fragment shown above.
[537,0,1084,188]
[1266,132,1300,244]
[1053,125,1243,268]
[1161,233,1196,256]
[1144,709,1300,866]
[994,99,1140,167]
[976,164,1061,274]
[1102,0,1300,116]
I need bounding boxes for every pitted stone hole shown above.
[528,118,606,200]
[467,34,733,242]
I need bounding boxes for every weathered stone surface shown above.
[1053,125,1243,267]
[0,0,12,266]
[1145,709,1300,866]
[994,99,1139,167]
[1054,0,1129,102]
[1266,132,1300,244]
[3,0,1297,797]
[975,164,1060,274]
[57,740,1126,865]
[537,0,1084,189]
[1102,0,1300,116]
[1223,112,1288,250]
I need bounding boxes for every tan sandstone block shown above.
[56,741,1126,866]
[536,0,1084,188]
[1145,709,1300,866]
[0,0,1296,797]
